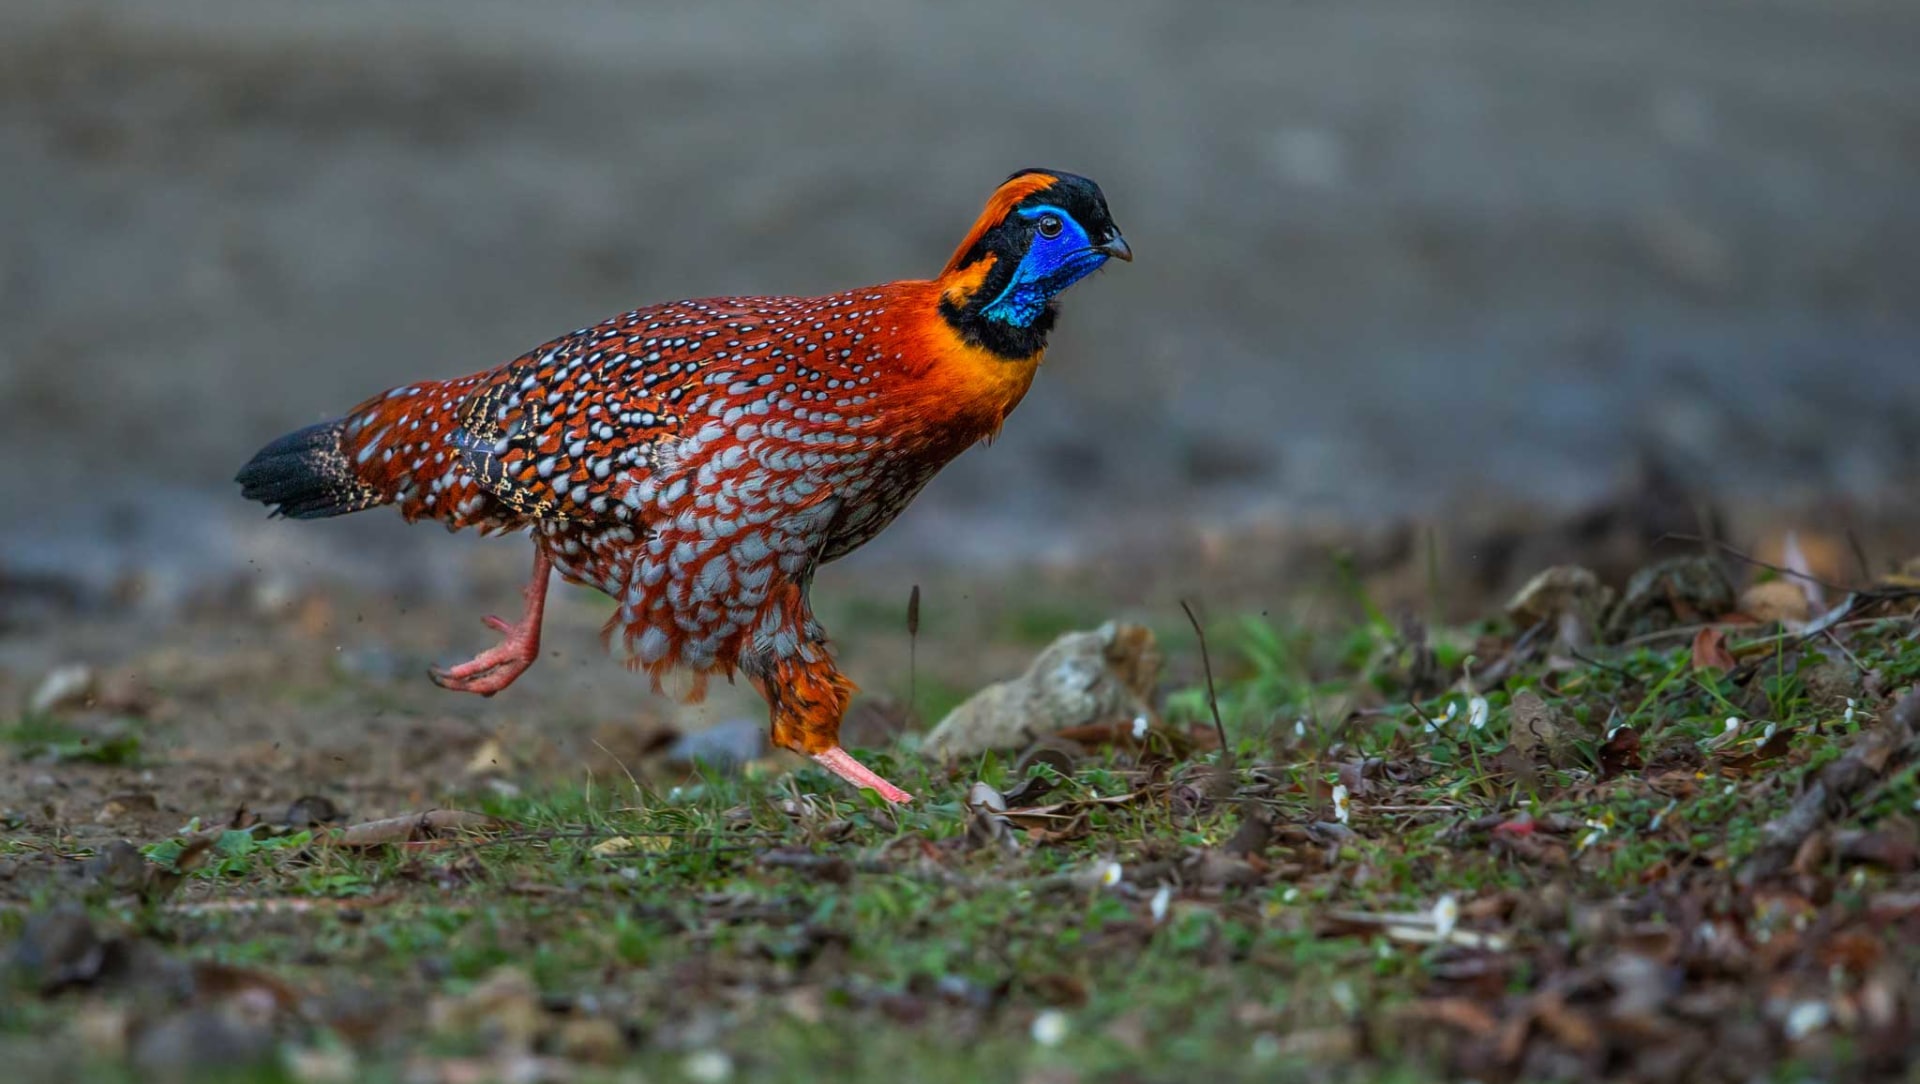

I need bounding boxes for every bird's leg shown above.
[429,545,553,697]
[810,745,914,805]
[756,650,914,804]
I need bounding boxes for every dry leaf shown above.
[591,835,673,856]
[327,810,510,849]
[1597,726,1643,779]
[1691,627,1736,673]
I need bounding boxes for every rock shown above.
[1740,580,1813,625]
[1506,564,1614,652]
[80,840,152,894]
[1507,690,1586,769]
[1604,556,1736,641]
[428,966,542,1051]
[130,1008,278,1082]
[556,1017,627,1064]
[95,793,158,824]
[1506,566,1611,627]
[463,738,512,777]
[29,664,95,715]
[1802,661,1862,715]
[7,907,106,993]
[923,621,1161,759]
[283,1044,360,1083]
[283,795,345,828]
[666,719,766,774]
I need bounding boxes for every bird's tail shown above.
[236,378,483,521]
[235,417,385,519]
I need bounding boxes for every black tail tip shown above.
[236,419,378,520]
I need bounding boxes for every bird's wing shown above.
[451,298,765,523]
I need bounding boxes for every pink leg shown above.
[811,746,914,804]
[429,547,552,697]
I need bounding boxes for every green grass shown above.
[0,714,143,765]
[6,606,1920,1083]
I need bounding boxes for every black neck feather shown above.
[937,256,1056,361]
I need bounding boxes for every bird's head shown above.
[939,169,1130,359]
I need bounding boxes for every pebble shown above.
[666,719,765,773]
[29,664,95,715]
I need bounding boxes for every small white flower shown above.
[1432,894,1459,939]
[1424,701,1459,733]
[1761,722,1776,742]
[1845,698,1856,724]
[1294,718,1307,738]
[1330,981,1358,1016]
[1649,798,1678,832]
[1467,697,1489,731]
[1577,819,1608,853]
[683,1051,734,1084]
[1150,884,1172,924]
[1031,1010,1070,1047]
[1331,784,1351,825]
[1098,861,1124,888]
[1131,714,1149,740]
[1282,887,1299,903]
[1375,939,1394,959]
[1703,717,1742,750]
[1784,1000,1830,1041]
[1724,782,1737,796]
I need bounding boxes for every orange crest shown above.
[941,172,1058,276]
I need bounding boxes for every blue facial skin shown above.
[978,205,1111,328]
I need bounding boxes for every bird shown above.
[236,169,1130,804]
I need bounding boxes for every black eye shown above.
[1037,214,1064,239]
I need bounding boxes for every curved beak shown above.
[1096,232,1133,262]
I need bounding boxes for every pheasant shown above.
[236,169,1129,803]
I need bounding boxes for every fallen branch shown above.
[165,894,402,916]
[1739,687,1920,886]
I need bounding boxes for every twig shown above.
[1846,527,1874,582]
[1822,628,1870,678]
[1475,618,1549,687]
[1655,532,1852,595]
[1617,622,1736,649]
[1568,649,1632,679]
[907,584,921,717]
[1179,599,1231,756]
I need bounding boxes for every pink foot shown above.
[429,548,552,698]
[811,746,914,804]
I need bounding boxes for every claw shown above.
[429,548,552,698]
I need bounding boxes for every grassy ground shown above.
[4,553,1920,1082]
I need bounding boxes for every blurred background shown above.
[3,0,1918,605]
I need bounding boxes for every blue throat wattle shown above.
[978,204,1108,328]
